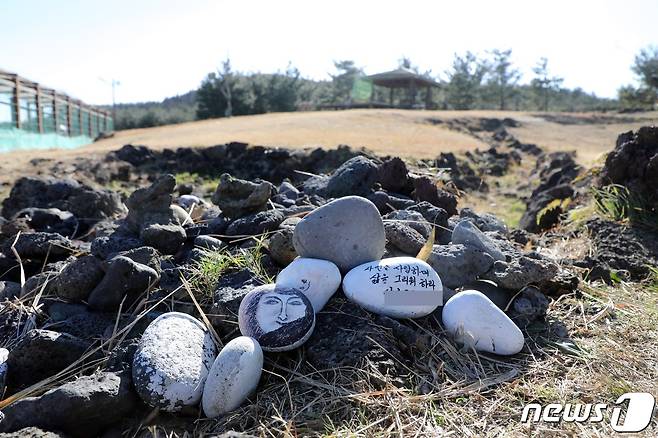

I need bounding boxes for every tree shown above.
[531,57,564,111]
[618,84,657,110]
[632,46,658,90]
[196,58,253,119]
[330,60,362,104]
[444,52,488,110]
[487,49,521,110]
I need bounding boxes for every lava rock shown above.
[140,223,186,255]
[464,279,514,310]
[411,176,458,216]
[508,286,550,326]
[442,290,524,355]
[194,235,226,251]
[201,336,263,418]
[452,220,505,261]
[0,371,137,437]
[238,284,315,352]
[519,184,574,233]
[343,257,443,318]
[210,269,263,334]
[6,329,91,392]
[0,281,21,301]
[226,209,285,236]
[267,228,297,266]
[384,221,426,255]
[211,173,273,218]
[90,232,144,260]
[4,232,75,259]
[481,255,559,290]
[384,209,432,238]
[125,174,179,233]
[459,208,508,235]
[132,312,217,412]
[11,208,79,237]
[378,157,411,194]
[1,176,125,223]
[52,255,104,302]
[427,244,494,289]
[293,196,385,272]
[276,258,341,312]
[87,256,159,311]
[303,156,379,198]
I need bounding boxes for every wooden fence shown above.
[0,69,113,138]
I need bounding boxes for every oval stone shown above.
[442,290,524,355]
[238,284,315,352]
[202,336,263,418]
[342,256,443,318]
[132,312,217,411]
[292,196,386,272]
[276,258,341,312]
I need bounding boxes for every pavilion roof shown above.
[367,67,440,88]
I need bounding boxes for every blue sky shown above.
[2,0,657,104]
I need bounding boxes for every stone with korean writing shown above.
[442,290,524,355]
[276,258,341,313]
[202,336,263,418]
[238,284,315,352]
[342,256,443,318]
[132,312,217,412]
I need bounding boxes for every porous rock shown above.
[211,173,273,218]
[87,256,159,311]
[427,244,494,289]
[452,220,505,261]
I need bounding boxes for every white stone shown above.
[132,312,217,411]
[442,290,524,355]
[177,194,202,209]
[276,258,341,312]
[342,256,443,319]
[202,336,264,418]
[0,347,8,395]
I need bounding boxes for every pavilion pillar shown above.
[426,86,432,109]
[410,79,416,107]
[389,88,394,106]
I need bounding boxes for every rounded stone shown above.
[292,196,385,272]
[342,256,443,319]
[201,336,263,418]
[442,290,524,355]
[132,312,217,411]
[276,258,341,312]
[238,284,315,352]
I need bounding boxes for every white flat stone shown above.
[0,347,8,396]
[342,256,443,319]
[132,312,217,411]
[442,290,524,355]
[202,336,263,418]
[276,258,341,312]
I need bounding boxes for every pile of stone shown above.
[0,145,576,435]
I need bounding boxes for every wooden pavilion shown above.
[367,67,440,109]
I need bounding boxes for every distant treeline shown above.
[108,47,658,131]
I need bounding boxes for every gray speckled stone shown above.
[238,284,315,352]
[451,220,505,261]
[427,244,494,289]
[293,196,385,272]
[132,312,217,412]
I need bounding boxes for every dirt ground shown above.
[2,109,656,178]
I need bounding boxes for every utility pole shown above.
[99,77,120,126]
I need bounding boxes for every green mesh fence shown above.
[0,70,113,151]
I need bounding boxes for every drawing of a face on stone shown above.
[296,278,311,292]
[255,291,307,332]
[238,284,315,352]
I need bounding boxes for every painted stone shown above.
[292,196,386,272]
[342,256,443,319]
[132,312,217,411]
[0,347,8,396]
[201,336,263,418]
[238,284,315,352]
[442,290,524,355]
[276,258,341,312]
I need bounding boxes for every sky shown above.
[2,0,657,105]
